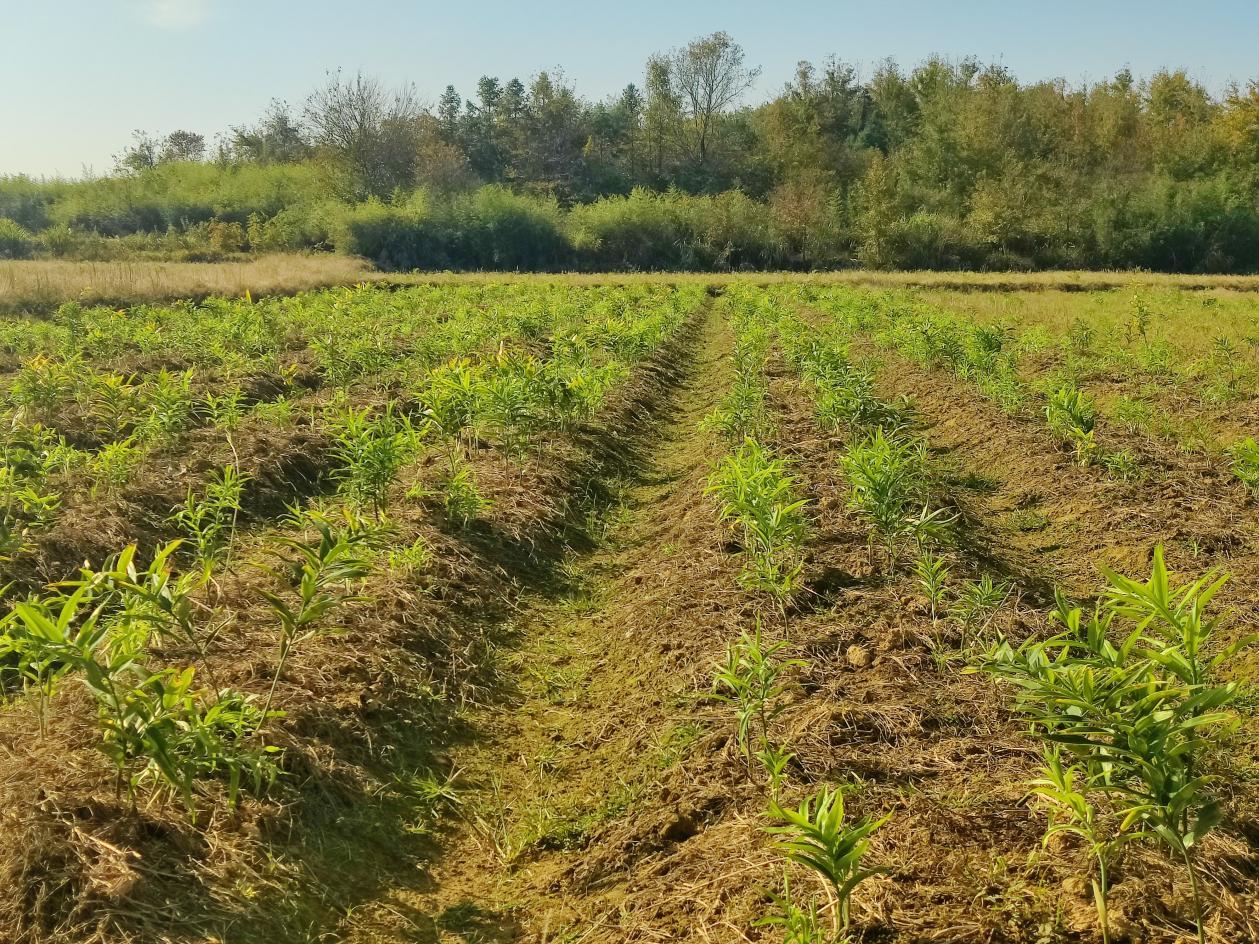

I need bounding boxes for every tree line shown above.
[4,32,1259,272]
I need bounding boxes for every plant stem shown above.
[225,435,241,574]
[1093,850,1110,944]
[259,635,290,736]
[1180,844,1205,944]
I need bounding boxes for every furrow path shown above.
[340,297,751,943]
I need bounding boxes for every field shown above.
[1,273,1258,944]
[8,256,1259,316]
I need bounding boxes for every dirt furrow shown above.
[755,318,1259,943]
[334,295,775,942]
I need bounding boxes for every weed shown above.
[655,722,702,770]
[394,767,461,834]
[1100,449,1143,482]
[387,537,432,580]
[1112,396,1154,437]
[1006,508,1049,532]
[1198,337,1249,405]
[976,368,1027,413]
[251,396,294,426]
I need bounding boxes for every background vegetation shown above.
[6,33,1259,273]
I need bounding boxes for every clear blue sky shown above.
[2,0,1256,177]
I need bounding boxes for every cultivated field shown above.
[7,255,1259,315]
[1,276,1257,944]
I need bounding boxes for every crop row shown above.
[706,286,1254,943]
[806,287,1259,495]
[0,284,703,581]
[0,283,703,851]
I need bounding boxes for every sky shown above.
[2,0,1257,177]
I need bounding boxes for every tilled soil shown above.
[5,290,1259,944]
[342,300,1259,943]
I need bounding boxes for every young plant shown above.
[756,873,833,944]
[705,372,770,442]
[171,465,249,575]
[328,403,416,517]
[114,540,222,689]
[139,369,196,440]
[4,547,276,811]
[0,463,60,551]
[1100,545,1240,690]
[982,548,1252,944]
[705,313,772,441]
[203,388,247,430]
[1228,437,1259,498]
[423,357,482,473]
[1045,386,1097,465]
[87,659,276,810]
[10,354,82,418]
[840,428,950,571]
[88,372,139,438]
[914,550,951,624]
[1030,750,1135,944]
[3,580,111,735]
[174,689,281,807]
[766,787,889,938]
[257,510,375,727]
[949,574,1009,648]
[711,621,804,790]
[439,460,488,529]
[89,437,144,497]
[483,354,548,451]
[708,439,810,603]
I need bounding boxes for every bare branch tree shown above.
[304,70,423,198]
[669,32,760,167]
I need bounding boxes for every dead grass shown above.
[0,254,378,313]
